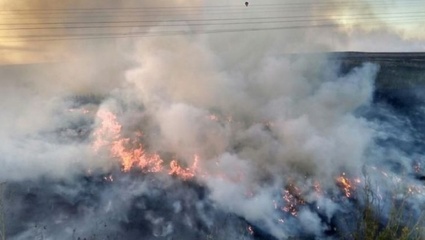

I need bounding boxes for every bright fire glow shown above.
[281,184,305,216]
[93,109,199,179]
[336,172,359,198]
[93,109,367,210]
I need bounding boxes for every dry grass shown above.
[347,176,425,240]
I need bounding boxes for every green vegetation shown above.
[345,177,425,240]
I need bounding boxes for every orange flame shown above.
[169,155,199,180]
[336,173,359,198]
[281,184,305,216]
[92,109,122,152]
[110,138,164,173]
[93,109,199,179]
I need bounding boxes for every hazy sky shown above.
[0,0,424,64]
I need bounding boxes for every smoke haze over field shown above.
[0,0,424,64]
[1,0,425,239]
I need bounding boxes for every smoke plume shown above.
[1,0,424,239]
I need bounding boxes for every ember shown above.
[336,173,357,198]
[93,109,200,179]
[281,184,306,216]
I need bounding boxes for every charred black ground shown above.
[2,52,425,240]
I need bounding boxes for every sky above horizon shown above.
[0,0,424,65]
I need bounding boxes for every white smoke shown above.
[0,0,424,239]
[118,25,379,236]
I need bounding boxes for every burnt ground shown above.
[1,52,425,240]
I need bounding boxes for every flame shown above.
[313,180,322,195]
[110,139,164,173]
[281,184,305,216]
[94,109,402,222]
[93,109,200,179]
[169,155,199,180]
[336,172,359,198]
[92,109,122,152]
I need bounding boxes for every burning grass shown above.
[88,109,425,239]
[1,165,425,239]
[93,109,200,178]
[3,85,424,239]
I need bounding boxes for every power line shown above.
[1,10,423,27]
[0,14,423,31]
[1,18,422,43]
[1,0,423,13]
[0,1,423,17]
[2,7,424,23]
[0,1,423,43]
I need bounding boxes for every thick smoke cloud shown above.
[123,31,379,236]
[127,32,378,178]
[0,0,357,181]
[0,0,424,239]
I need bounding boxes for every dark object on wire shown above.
[245,2,249,7]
